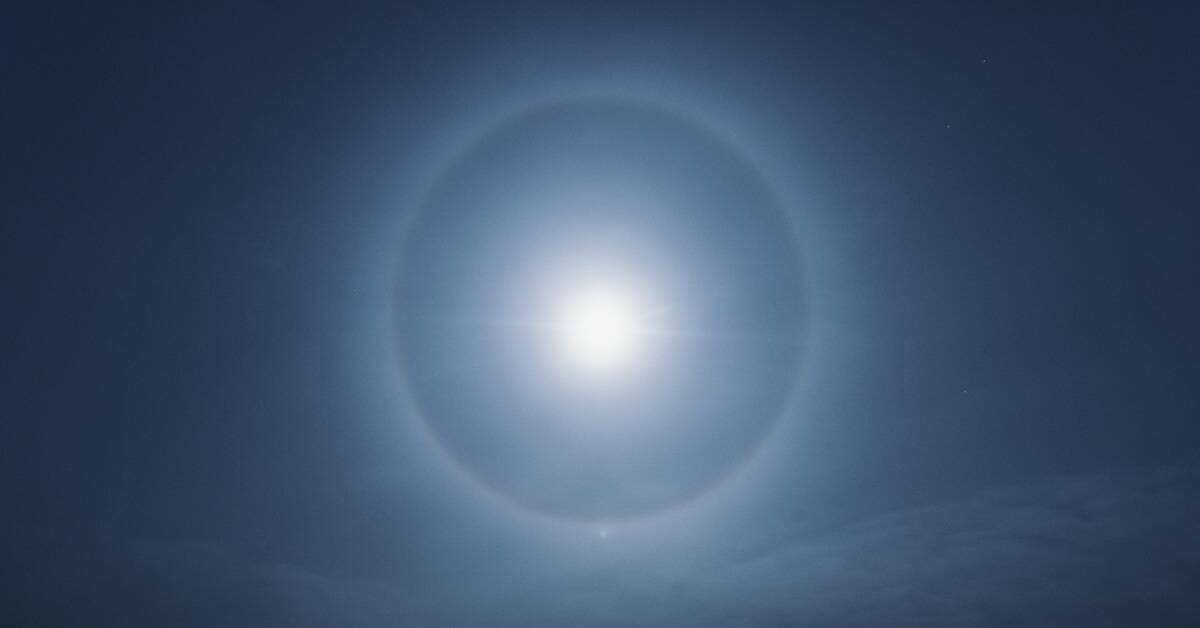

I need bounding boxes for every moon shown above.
[554,282,646,375]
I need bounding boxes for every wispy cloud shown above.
[488,466,1200,627]
[13,466,1199,626]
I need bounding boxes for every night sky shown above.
[6,3,1200,626]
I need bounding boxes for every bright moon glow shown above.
[395,100,806,518]
[555,285,644,373]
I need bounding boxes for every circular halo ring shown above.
[392,93,807,528]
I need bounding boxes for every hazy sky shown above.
[6,2,1199,626]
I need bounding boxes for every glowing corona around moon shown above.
[394,97,805,523]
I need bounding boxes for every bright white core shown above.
[555,285,644,373]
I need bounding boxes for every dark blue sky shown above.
[6,2,1199,626]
